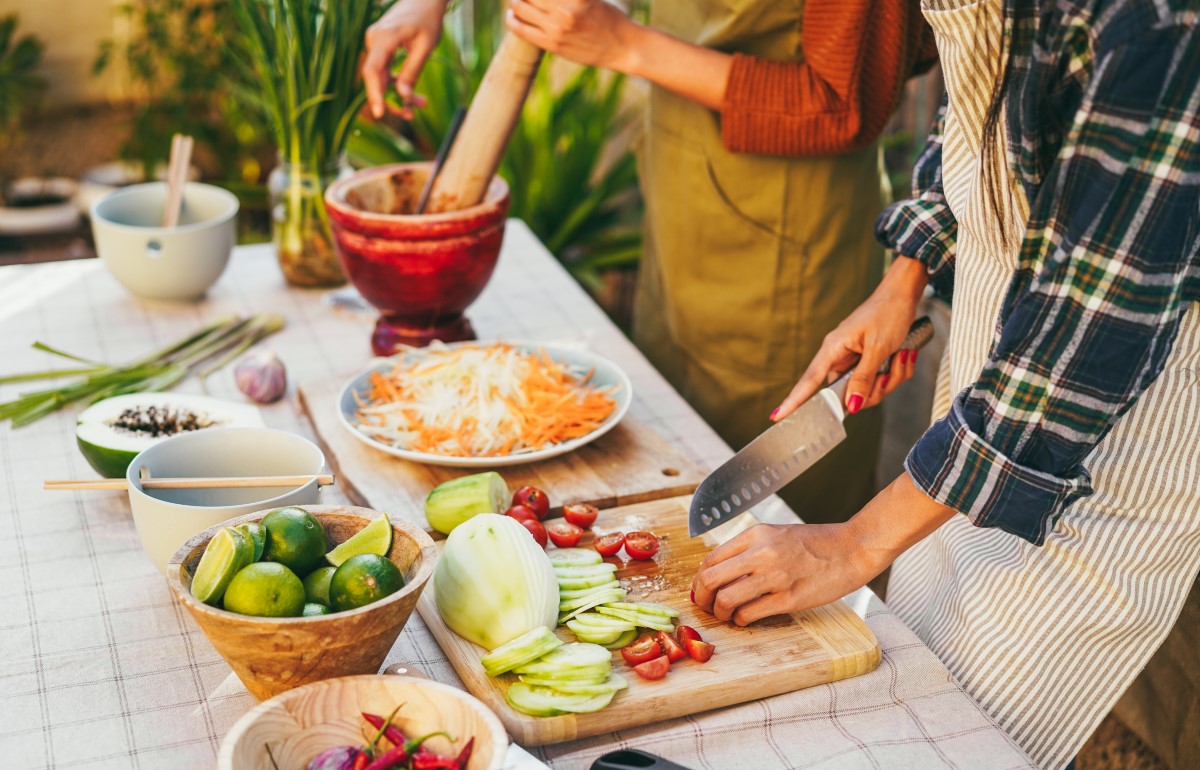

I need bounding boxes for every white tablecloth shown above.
[0,222,1034,769]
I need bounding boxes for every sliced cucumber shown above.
[481,626,563,677]
[514,642,611,671]
[424,471,509,535]
[559,588,626,612]
[604,629,638,649]
[553,563,617,579]
[594,606,677,633]
[518,673,628,696]
[548,548,603,567]
[558,580,621,601]
[518,672,609,687]
[557,573,623,591]
[566,621,624,645]
[606,601,680,619]
[506,683,616,716]
[568,612,637,632]
[511,662,613,683]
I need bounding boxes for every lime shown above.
[326,516,393,567]
[223,562,306,617]
[236,522,267,561]
[191,527,255,606]
[262,507,327,576]
[302,565,336,606]
[302,602,332,617]
[329,554,405,611]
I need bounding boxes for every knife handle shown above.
[829,316,934,402]
[590,749,695,770]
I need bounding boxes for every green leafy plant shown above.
[346,3,643,292]
[94,0,268,182]
[0,14,44,152]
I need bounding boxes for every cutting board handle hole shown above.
[661,468,680,477]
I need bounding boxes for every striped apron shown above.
[885,1,1200,768]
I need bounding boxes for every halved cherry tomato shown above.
[512,486,550,520]
[505,505,539,524]
[518,518,548,548]
[562,503,599,529]
[620,633,662,666]
[546,521,584,548]
[632,655,670,681]
[594,532,625,557]
[656,630,687,663]
[683,637,715,663]
[677,625,702,645]
[624,531,659,560]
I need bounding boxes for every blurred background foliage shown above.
[0,13,44,155]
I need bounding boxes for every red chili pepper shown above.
[412,754,460,769]
[361,712,407,747]
[455,737,474,768]
[362,745,408,770]
[351,751,370,770]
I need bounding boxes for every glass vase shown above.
[267,154,350,287]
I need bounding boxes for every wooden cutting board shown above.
[298,375,707,525]
[415,495,881,746]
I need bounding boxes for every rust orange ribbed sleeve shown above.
[721,0,937,157]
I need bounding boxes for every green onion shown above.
[0,314,285,428]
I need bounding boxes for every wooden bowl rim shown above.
[166,504,437,628]
[217,674,509,770]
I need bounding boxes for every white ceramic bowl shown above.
[91,181,238,301]
[127,427,326,574]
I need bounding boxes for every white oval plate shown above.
[336,341,633,468]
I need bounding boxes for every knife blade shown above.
[688,317,934,537]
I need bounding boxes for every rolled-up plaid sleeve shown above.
[906,25,1200,545]
[875,97,958,299]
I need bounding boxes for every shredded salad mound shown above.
[352,343,620,457]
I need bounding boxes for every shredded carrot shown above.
[352,342,620,458]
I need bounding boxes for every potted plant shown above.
[230,0,378,287]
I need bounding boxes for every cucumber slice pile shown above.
[481,626,563,677]
[549,549,680,643]
[504,643,623,716]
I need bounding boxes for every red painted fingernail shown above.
[847,394,864,414]
[879,375,889,388]
[690,589,696,604]
[769,408,780,421]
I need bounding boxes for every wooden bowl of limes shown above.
[167,504,437,701]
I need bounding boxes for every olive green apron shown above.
[634,0,886,521]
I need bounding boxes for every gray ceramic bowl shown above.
[92,181,238,301]
[127,427,326,574]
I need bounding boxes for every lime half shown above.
[236,522,267,562]
[325,516,393,567]
[191,527,255,606]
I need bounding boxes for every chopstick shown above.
[161,133,194,228]
[415,106,467,215]
[44,474,335,492]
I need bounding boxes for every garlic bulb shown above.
[234,350,287,403]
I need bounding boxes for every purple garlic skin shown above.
[235,350,287,403]
[305,745,360,770]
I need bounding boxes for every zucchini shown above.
[424,472,509,535]
[519,673,609,687]
[556,573,622,591]
[548,548,602,567]
[481,626,563,677]
[559,588,626,612]
[594,606,677,633]
[606,601,680,619]
[568,612,636,632]
[518,673,628,696]
[558,580,621,601]
[604,630,638,649]
[553,563,617,578]
[506,683,616,716]
[514,643,611,675]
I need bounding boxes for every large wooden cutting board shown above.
[298,375,707,525]
[416,496,881,746]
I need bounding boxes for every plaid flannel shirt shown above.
[877,0,1200,545]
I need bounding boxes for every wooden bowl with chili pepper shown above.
[167,505,437,701]
[218,674,507,770]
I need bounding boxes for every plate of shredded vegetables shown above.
[337,341,632,467]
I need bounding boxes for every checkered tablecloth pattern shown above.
[0,222,1034,769]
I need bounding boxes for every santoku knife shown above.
[688,317,934,537]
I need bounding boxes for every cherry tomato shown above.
[505,505,539,524]
[620,633,662,666]
[677,626,702,645]
[518,518,548,548]
[632,655,670,681]
[546,521,584,548]
[512,486,550,520]
[623,531,659,560]
[656,630,687,663]
[593,532,625,557]
[562,503,599,529]
[683,637,715,663]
